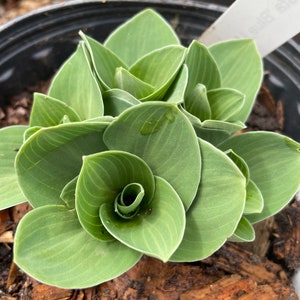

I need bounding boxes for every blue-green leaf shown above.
[129,45,186,101]
[16,122,109,208]
[225,149,250,183]
[14,205,141,289]
[244,179,264,215]
[219,132,300,222]
[114,67,154,99]
[30,93,81,127]
[229,216,255,242]
[103,89,141,116]
[104,9,180,66]
[207,88,245,121]
[171,138,246,261]
[76,151,155,240]
[184,83,211,121]
[80,32,127,90]
[0,125,28,209]
[210,39,263,122]
[60,176,78,209]
[100,176,185,262]
[185,40,221,97]
[163,64,188,104]
[48,42,103,119]
[202,120,246,135]
[193,120,245,146]
[103,102,201,210]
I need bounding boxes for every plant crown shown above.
[0,9,299,288]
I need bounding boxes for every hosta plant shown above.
[0,9,300,288]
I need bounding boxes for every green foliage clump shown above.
[0,9,299,288]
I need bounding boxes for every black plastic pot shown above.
[0,0,299,141]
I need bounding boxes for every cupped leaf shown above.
[16,122,109,208]
[23,126,41,141]
[114,67,154,99]
[219,132,300,223]
[225,149,250,183]
[114,183,145,219]
[104,9,180,66]
[209,39,263,122]
[193,120,246,146]
[129,45,186,101]
[103,102,201,210]
[83,116,114,123]
[100,176,185,262]
[244,179,264,215]
[229,216,255,242]
[163,64,188,104]
[60,176,78,209]
[48,42,103,120]
[14,205,141,289]
[207,88,245,121]
[76,151,155,240]
[184,83,211,121]
[171,138,246,262]
[202,120,246,135]
[103,89,141,116]
[0,125,28,209]
[185,40,221,97]
[30,93,81,127]
[179,106,202,127]
[79,32,127,90]
[193,125,231,146]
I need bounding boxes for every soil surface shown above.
[0,1,300,300]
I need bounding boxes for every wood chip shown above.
[273,202,300,270]
[6,262,19,289]
[31,284,72,300]
[0,231,14,243]
[0,296,17,300]
[203,242,282,284]
[240,217,274,257]
[11,202,32,224]
[180,275,256,300]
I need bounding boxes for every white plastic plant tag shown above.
[199,0,300,57]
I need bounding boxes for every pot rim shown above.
[0,0,227,32]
